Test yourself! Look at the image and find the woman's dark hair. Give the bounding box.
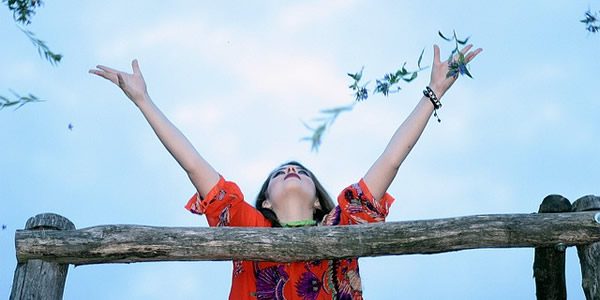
[255,161,335,227]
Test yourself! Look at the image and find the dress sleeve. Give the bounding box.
[185,176,270,227]
[322,178,395,225]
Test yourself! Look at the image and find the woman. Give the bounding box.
[90,44,482,299]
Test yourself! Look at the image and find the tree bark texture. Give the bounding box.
[573,195,600,300]
[11,213,75,300]
[533,194,571,300]
[15,212,600,265]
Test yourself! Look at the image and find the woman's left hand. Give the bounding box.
[429,44,483,99]
[89,59,149,106]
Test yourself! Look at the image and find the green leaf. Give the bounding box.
[457,36,470,45]
[463,67,473,78]
[0,91,43,110]
[458,52,465,63]
[403,72,418,82]
[438,31,452,41]
[301,121,315,131]
[347,66,364,81]
[19,26,62,66]
[417,48,425,69]
[320,105,354,115]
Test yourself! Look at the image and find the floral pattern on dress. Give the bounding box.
[233,260,244,277]
[342,182,392,224]
[321,206,341,226]
[217,204,231,227]
[187,194,204,215]
[295,265,321,300]
[322,259,362,300]
[255,264,290,300]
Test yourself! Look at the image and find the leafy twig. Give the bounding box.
[303,50,427,151]
[438,30,472,78]
[19,27,62,65]
[301,104,355,152]
[3,1,59,110]
[3,0,43,25]
[0,90,43,110]
[581,9,600,33]
[348,67,369,101]
[374,49,428,96]
[3,0,62,65]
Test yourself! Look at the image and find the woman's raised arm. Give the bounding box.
[89,59,220,198]
[363,44,482,201]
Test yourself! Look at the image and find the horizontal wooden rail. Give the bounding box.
[15,212,600,265]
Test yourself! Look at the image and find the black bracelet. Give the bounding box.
[423,86,442,123]
[423,86,441,109]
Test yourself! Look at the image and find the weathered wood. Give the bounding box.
[573,195,600,300]
[11,213,75,300]
[533,194,571,300]
[15,212,600,265]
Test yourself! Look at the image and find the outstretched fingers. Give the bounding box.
[445,44,474,63]
[95,65,121,74]
[89,69,112,80]
[464,48,483,63]
[132,59,141,75]
[89,69,118,84]
[433,44,441,65]
[457,44,483,63]
[459,44,473,55]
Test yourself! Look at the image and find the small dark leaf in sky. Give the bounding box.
[2,224,6,230]
[456,36,470,45]
[417,48,425,69]
[438,31,451,41]
[68,123,74,130]
[581,10,600,33]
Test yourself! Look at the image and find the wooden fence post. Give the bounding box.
[533,194,571,300]
[10,213,75,300]
[573,195,600,300]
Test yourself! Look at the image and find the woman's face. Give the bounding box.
[265,164,318,210]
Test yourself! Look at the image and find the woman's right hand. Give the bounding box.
[428,44,482,100]
[89,59,148,105]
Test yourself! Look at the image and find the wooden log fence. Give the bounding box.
[10,194,600,299]
[533,194,572,300]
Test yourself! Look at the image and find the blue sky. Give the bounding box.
[1,1,599,299]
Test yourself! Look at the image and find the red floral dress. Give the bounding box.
[185,176,395,300]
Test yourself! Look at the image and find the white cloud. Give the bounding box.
[94,14,349,112]
[275,0,359,31]
[171,100,225,129]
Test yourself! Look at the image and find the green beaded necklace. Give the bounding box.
[282,219,317,227]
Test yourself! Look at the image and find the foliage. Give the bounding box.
[3,0,62,65]
[438,30,472,78]
[0,91,43,110]
[302,50,428,152]
[581,9,600,33]
[301,104,355,152]
[20,27,62,65]
[2,0,61,110]
[4,0,43,25]
[303,31,477,152]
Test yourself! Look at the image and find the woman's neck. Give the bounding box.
[272,196,315,224]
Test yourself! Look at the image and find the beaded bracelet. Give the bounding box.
[423,86,442,122]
